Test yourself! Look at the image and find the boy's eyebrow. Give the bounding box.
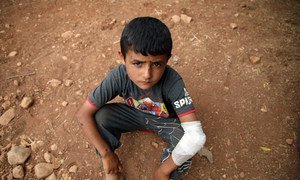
[132,59,145,62]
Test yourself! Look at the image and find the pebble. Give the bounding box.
[1,100,11,110]
[151,142,159,149]
[239,172,245,178]
[34,163,54,179]
[62,101,68,107]
[260,105,267,112]
[171,15,180,23]
[44,152,53,163]
[61,173,71,180]
[45,173,57,180]
[20,97,34,109]
[222,174,227,178]
[61,31,73,38]
[76,90,83,96]
[198,146,213,163]
[69,165,78,173]
[286,138,293,145]
[121,20,126,26]
[0,108,16,126]
[7,146,31,165]
[230,23,238,29]
[17,62,22,66]
[249,56,261,64]
[12,165,25,178]
[8,51,18,57]
[180,14,192,23]
[13,80,20,86]
[50,144,58,151]
[47,79,62,87]
[31,141,44,151]
[20,138,31,147]
[64,79,73,87]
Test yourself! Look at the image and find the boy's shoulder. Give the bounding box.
[164,65,182,80]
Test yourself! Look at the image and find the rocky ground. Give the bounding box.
[0,0,299,179]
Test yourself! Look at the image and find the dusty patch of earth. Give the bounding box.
[0,0,299,179]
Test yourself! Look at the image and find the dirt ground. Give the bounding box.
[0,0,299,179]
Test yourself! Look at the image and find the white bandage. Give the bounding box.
[172,121,206,166]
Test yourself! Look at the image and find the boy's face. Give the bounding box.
[121,50,169,90]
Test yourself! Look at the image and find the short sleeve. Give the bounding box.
[167,78,195,117]
[88,66,123,108]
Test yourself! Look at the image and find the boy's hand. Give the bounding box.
[102,151,123,174]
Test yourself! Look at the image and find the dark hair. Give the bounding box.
[120,17,172,59]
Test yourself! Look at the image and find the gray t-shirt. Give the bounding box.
[88,64,195,118]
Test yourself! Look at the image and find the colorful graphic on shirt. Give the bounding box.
[125,97,169,118]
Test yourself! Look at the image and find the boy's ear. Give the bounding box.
[118,51,125,64]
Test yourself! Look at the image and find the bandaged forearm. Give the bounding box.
[172,121,206,166]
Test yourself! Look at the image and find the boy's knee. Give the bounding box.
[94,105,112,127]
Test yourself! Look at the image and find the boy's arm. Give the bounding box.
[76,100,122,174]
[154,112,203,180]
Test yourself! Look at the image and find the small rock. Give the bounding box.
[8,51,18,57]
[62,101,68,107]
[75,34,81,38]
[230,23,238,29]
[222,174,227,178]
[20,97,34,109]
[12,165,25,178]
[47,79,62,87]
[26,164,34,171]
[16,62,22,66]
[76,90,83,96]
[52,158,62,169]
[64,79,73,87]
[0,108,15,126]
[20,139,31,147]
[13,80,20,86]
[46,173,57,180]
[62,56,68,60]
[286,138,293,145]
[151,142,159,149]
[44,152,53,163]
[61,31,73,38]
[249,56,261,64]
[121,20,126,26]
[7,146,31,165]
[260,105,267,112]
[1,100,11,110]
[5,23,11,28]
[50,144,58,151]
[61,173,70,180]
[69,165,78,173]
[198,146,213,163]
[171,15,180,23]
[31,141,44,151]
[34,163,54,179]
[180,14,192,23]
[239,172,245,178]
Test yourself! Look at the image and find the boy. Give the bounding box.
[77,17,206,180]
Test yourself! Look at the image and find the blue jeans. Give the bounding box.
[94,103,192,180]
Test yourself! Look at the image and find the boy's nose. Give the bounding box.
[143,66,152,80]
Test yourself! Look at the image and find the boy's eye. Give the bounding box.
[153,62,161,67]
[133,62,142,67]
